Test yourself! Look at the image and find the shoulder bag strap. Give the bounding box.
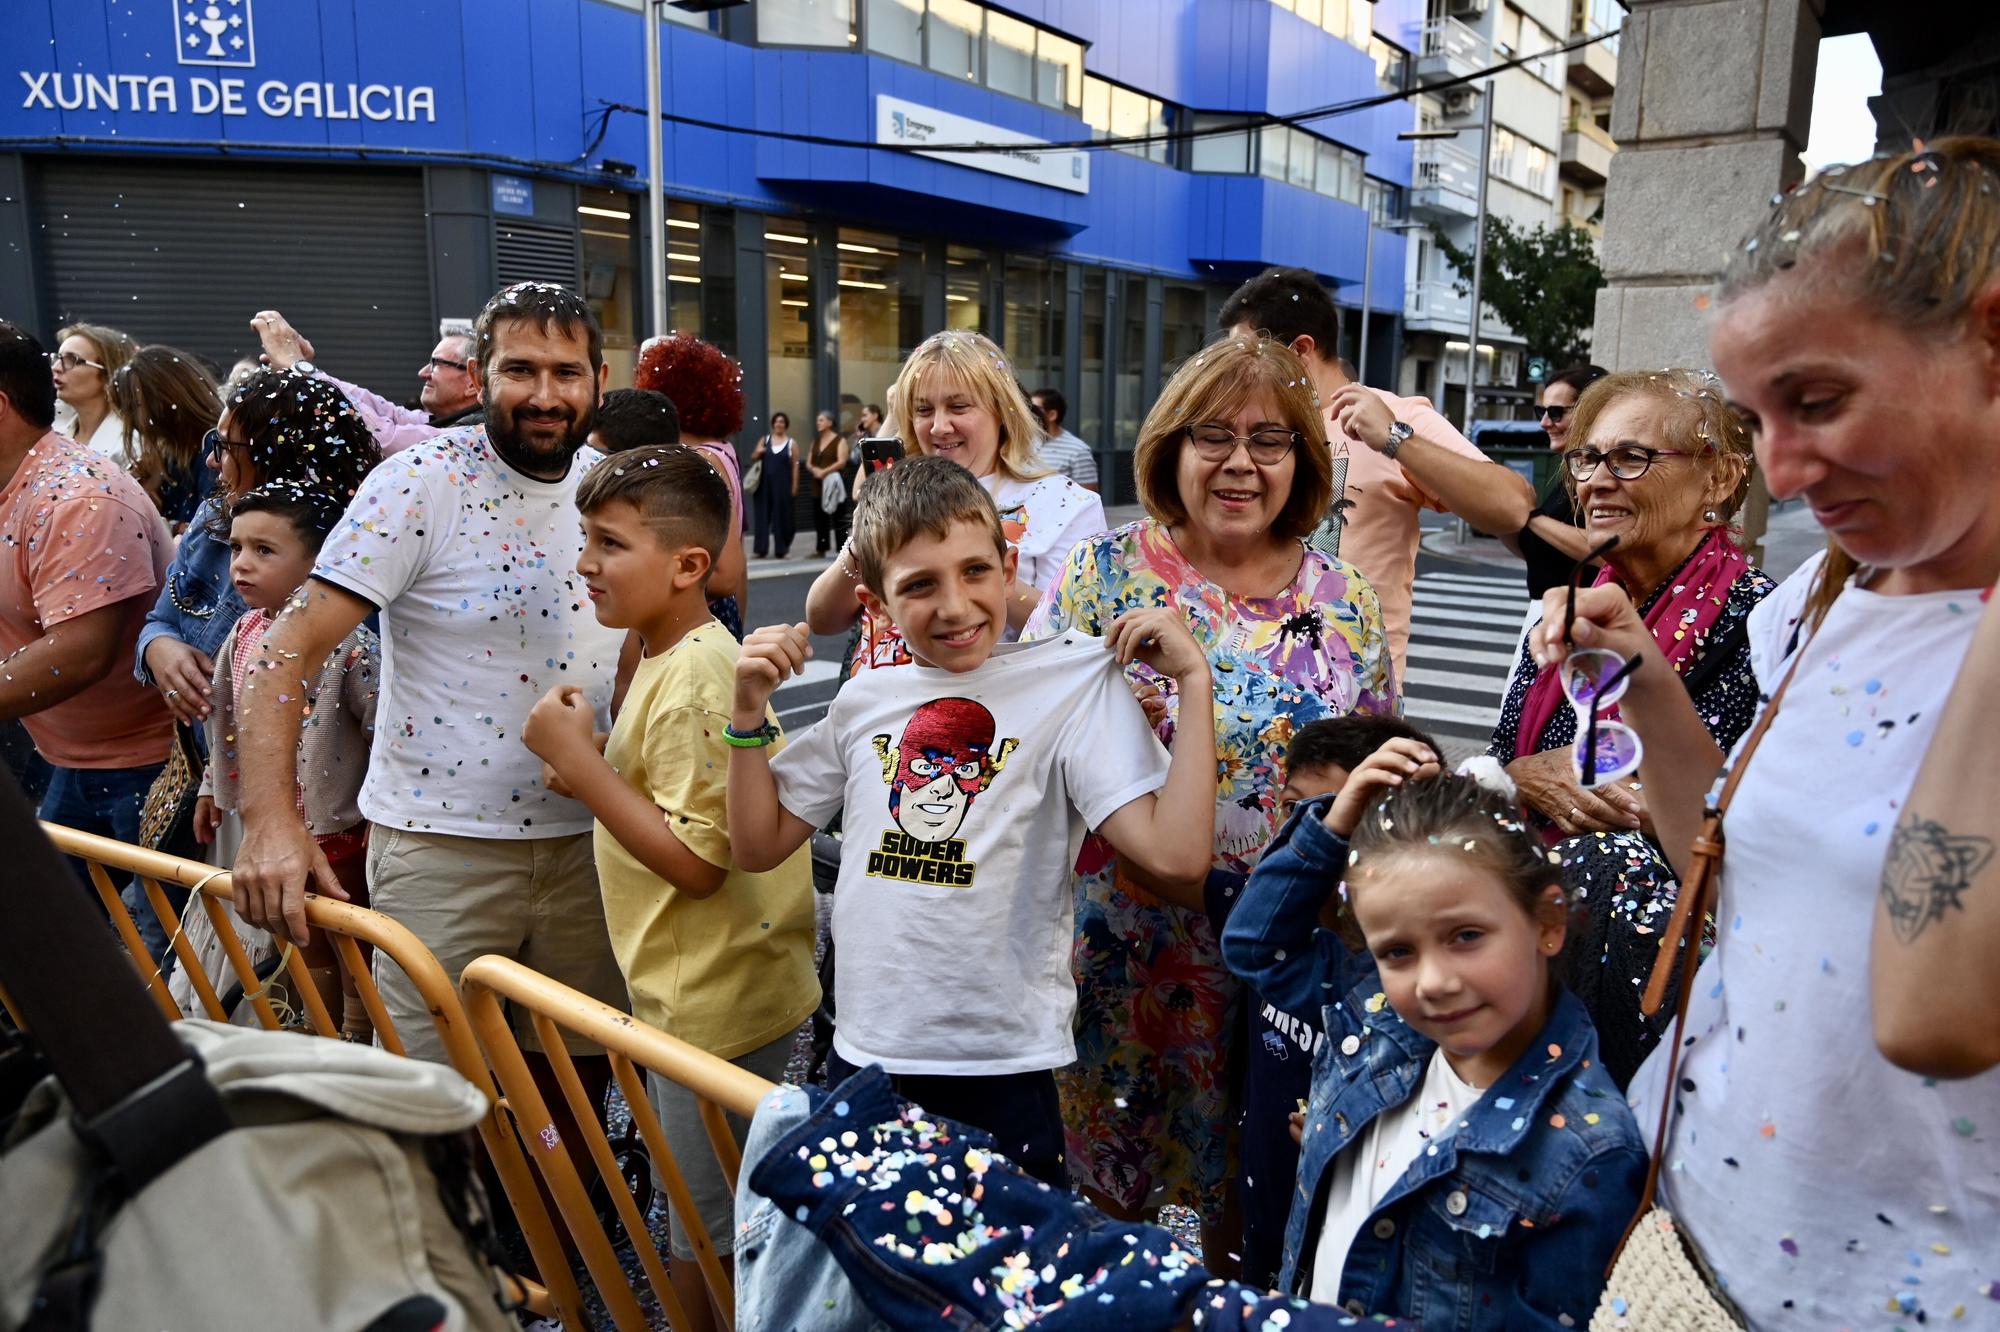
[1607,640,1808,1268]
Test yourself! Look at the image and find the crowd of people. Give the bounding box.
[1,133,1996,1332]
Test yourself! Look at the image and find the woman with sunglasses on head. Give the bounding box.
[1538,139,2000,1330]
[1504,364,1608,598]
[135,369,381,759]
[107,346,224,531]
[1486,368,1769,1086]
[50,322,139,467]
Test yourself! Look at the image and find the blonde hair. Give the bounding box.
[1561,369,1754,522]
[886,331,1048,484]
[1719,135,2000,627]
[1133,335,1333,545]
[847,455,1006,594]
[56,322,138,387]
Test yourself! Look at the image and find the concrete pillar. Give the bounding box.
[1591,0,1824,557]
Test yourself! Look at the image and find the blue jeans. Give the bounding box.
[39,761,180,967]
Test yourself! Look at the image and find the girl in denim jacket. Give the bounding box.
[1221,740,1645,1330]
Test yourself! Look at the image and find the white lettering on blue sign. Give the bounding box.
[17,71,435,123]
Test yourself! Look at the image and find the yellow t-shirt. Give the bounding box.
[595,620,820,1058]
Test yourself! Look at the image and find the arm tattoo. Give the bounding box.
[1880,811,1994,945]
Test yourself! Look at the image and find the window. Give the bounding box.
[926,0,982,80]
[764,228,815,439]
[864,0,922,63]
[836,227,923,433]
[1287,129,1317,191]
[1318,0,1373,47]
[1003,256,1065,390]
[1084,75,1172,164]
[1517,14,1561,85]
[758,0,855,46]
[1368,37,1407,93]
[1490,127,1556,198]
[1364,177,1403,224]
[984,11,1036,100]
[1189,113,1253,173]
[1292,0,1322,25]
[1034,31,1083,110]
[1259,125,1290,182]
[946,246,987,330]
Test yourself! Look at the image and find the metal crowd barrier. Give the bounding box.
[461,954,778,1332]
[31,824,581,1326]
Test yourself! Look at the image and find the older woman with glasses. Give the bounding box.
[1024,335,1394,1270]
[1485,368,1770,1086]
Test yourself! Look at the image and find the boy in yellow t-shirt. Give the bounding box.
[524,444,817,1332]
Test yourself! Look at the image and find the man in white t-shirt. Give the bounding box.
[1221,267,1535,679]
[232,285,626,1126]
[726,457,1217,1185]
[1029,387,1099,492]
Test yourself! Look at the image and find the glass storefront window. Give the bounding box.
[1079,270,1106,450]
[765,227,815,439]
[835,227,922,437]
[758,0,855,47]
[945,245,986,332]
[1034,31,1083,110]
[1113,273,1147,453]
[864,0,922,64]
[579,185,639,388]
[984,11,1036,101]
[1003,256,1064,393]
[926,0,982,81]
[1161,282,1207,382]
[665,199,702,339]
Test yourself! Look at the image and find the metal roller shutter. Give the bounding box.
[494,220,580,292]
[32,157,433,402]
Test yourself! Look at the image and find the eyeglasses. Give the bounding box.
[425,355,470,372]
[49,352,105,372]
[203,428,245,461]
[1563,534,1643,788]
[1563,445,1690,482]
[1184,425,1300,466]
[1536,404,1570,423]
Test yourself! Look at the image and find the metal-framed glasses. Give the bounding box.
[1185,424,1300,466]
[425,355,469,372]
[1563,445,1690,482]
[1563,534,1644,788]
[49,351,105,372]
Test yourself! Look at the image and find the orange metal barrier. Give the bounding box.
[462,954,778,1332]
[34,824,582,1326]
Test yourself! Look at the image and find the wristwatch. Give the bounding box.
[292,359,317,376]
[1382,421,1414,460]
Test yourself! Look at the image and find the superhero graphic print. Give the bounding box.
[865,697,1020,886]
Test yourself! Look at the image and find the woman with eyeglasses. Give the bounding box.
[50,322,139,467]
[1486,368,1769,1086]
[1504,363,1607,598]
[1022,335,1395,1272]
[107,346,223,531]
[135,368,380,759]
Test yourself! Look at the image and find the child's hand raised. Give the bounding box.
[1106,607,1209,688]
[523,684,596,763]
[734,622,812,723]
[1326,737,1441,837]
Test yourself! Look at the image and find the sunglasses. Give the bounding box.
[1564,535,1644,788]
[1536,404,1570,423]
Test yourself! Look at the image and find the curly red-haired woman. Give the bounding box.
[636,334,749,635]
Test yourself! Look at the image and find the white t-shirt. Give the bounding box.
[1628,552,1999,1330]
[1309,1046,1487,1302]
[54,402,130,470]
[772,633,1168,1075]
[986,472,1105,603]
[312,428,623,838]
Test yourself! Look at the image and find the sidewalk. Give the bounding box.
[1420,500,1825,585]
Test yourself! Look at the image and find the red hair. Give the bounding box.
[635,334,744,441]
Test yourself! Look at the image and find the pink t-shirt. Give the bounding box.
[1327,387,1485,680]
[0,433,173,768]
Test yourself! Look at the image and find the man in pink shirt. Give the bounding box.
[1220,267,1534,680]
[249,309,483,454]
[0,322,176,953]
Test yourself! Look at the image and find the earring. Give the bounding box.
[1703,508,1719,523]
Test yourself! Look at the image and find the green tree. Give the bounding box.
[1436,217,1603,369]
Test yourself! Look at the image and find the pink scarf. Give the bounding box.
[1512,528,1749,761]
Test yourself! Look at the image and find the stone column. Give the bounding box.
[1592,0,1825,555]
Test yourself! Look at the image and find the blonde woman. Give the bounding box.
[51,321,138,466]
[806,330,1105,675]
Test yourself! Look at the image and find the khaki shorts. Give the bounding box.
[365,827,625,1065]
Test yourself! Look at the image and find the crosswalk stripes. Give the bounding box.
[1402,569,1531,748]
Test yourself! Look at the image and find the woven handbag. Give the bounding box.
[1592,649,1806,1332]
[136,723,203,854]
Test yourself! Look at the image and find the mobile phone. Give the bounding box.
[859,436,903,474]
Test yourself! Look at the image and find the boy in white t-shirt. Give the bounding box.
[727,456,1218,1184]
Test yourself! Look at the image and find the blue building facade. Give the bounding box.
[2,0,1421,500]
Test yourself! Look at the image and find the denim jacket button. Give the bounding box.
[1340,1034,1361,1056]
[1371,1217,1396,1239]
[1344,1300,1366,1316]
[1445,1189,1470,1216]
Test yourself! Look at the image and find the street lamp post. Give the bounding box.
[1358,215,1427,387]
[1398,86,1494,434]
[644,0,667,339]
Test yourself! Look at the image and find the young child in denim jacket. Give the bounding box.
[1221,739,1645,1329]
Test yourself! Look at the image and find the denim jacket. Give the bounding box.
[1219,797,1647,1331]
[134,496,246,691]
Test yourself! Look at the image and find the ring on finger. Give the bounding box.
[1569,805,1583,822]
[165,688,179,699]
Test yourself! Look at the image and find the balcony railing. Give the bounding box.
[1409,138,1480,219]
[1406,278,1471,326]
[1414,17,1491,77]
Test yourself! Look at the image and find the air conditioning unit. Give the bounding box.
[1447,0,1489,17]
[1443,87,1481,118]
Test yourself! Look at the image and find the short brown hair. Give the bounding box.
[1133,335,1333,544]
[847,455,1006,595]
[574,444,731,569]
[1562,369,1754,521]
